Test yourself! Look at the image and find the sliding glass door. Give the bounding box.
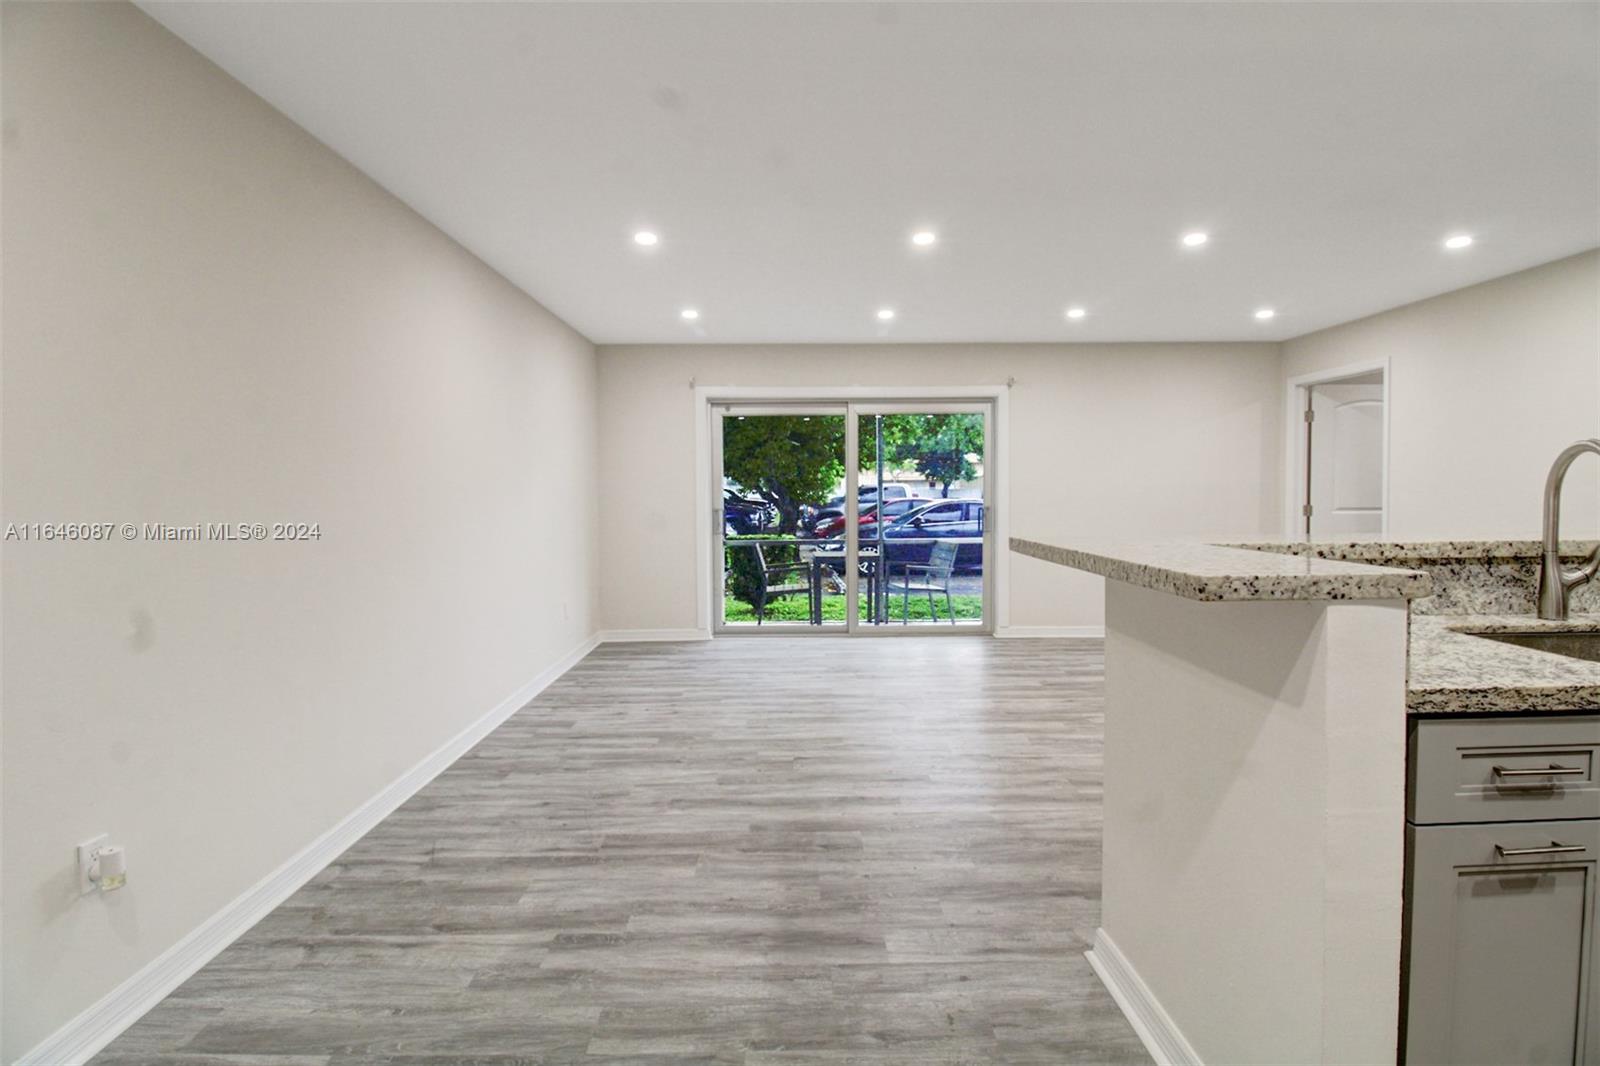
[852,406,989,630]
[714,406,849,630]
[712,400,991,634]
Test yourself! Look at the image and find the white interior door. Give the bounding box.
[1308,382,1385,537]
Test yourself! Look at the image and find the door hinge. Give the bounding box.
[1302,503,1314,518]
[1304,408,1316,423]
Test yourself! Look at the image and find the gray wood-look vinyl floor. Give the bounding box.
[94,637,1149,1066]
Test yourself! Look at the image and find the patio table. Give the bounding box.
[807,544,885,625]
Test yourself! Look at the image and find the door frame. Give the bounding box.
[1283,358,1390,540]
[709,401,853,636]
[695,384,1009,636]
[845,402,995,635]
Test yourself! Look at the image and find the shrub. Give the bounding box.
[725,538,801,609]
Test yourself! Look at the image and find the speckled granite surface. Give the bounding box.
[1232,541,1600,713]
[1010,537,1431,602]
[1013,535,1600,714]
[1239,540,1600,615]
[1409,614,1600,714]
[1240,539,1597,562]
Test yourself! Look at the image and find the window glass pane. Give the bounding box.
[719,412,847,628]
[855,412,985,627]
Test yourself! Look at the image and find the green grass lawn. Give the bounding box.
[723,593,983,624]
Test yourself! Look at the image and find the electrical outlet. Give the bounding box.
[77,834,108,895]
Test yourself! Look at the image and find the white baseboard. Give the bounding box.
[994,624,1105,639]
[1086,928,1203,1066]
[598,628,711,643]
[16,632,602,1066]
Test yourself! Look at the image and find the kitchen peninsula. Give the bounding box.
[1015,537,1600,1066]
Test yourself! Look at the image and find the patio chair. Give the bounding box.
[749,542,811,624]
[884,539,959,624]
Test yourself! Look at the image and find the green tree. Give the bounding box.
[720,412,985,534]
[880,413,984,497]
[721,415,846,533]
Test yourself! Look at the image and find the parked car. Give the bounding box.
[722,490,777,535]
[809,485,914,536]
[824,485,910,510]
[813,496,932,540]
[878,499,985,570]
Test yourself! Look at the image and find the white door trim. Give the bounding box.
[693,384,1010,635]
[1282,359,1390,541]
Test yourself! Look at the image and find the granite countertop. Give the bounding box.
[1408,614,1600,714]
[1232,539,1599,562]
[1010,537,1432,603]
[1011,535,1600,714]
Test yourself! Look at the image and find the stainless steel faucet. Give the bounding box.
[1537,438,1600,620]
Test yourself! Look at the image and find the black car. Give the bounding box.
[722,490,777,535]
[876,499,985,570]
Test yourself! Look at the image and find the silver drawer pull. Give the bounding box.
[1495,841,1587,858]
[1492,764,1586,778]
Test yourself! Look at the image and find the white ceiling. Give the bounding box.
[140,1,1599,345]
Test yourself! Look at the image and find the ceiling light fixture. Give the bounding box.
[1181,231,1209,248]
[911,230,937,247]
[1254,308,1276,321]
[680,307,700,321]
[876,308,896,322]
[1065,307,1087,320]
[1443,234,1474,250]
[632,230,659,247]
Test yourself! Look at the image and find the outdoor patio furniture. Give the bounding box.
[806,545,882,624]
[884,539,959,624]
[749,542,811,624]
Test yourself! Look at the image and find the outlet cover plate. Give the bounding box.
[77,834,108,895]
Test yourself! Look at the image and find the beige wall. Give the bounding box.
[597,343,1284,633]
[1283,250,1600,540]
[1,4,599,1058]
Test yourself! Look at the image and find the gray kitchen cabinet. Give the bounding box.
[1402,819,1599,1064]
[1403,714,1600,1066]
[1408,715,1600,825]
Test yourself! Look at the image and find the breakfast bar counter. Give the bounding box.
[1010,536,1432,602]
[1014,536,1430,1065]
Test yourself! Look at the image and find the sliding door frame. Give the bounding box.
[847,401,993,634]
[695,384,1008,637]
[710,402,851,635]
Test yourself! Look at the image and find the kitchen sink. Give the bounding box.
[1467,629,1600,662]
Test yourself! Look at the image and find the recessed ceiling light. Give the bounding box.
[1181,231,1209,248]
[911,230,937,247]
[1254,308,1276,321]
[1065,307,1087,320]
[680,307,700,321]
[876,308,896,322]
[632,230,659,247]
[1443,234,1474,250]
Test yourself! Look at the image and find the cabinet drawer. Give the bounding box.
[1402,820,1600,1065]
[1409,715,1600,825]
